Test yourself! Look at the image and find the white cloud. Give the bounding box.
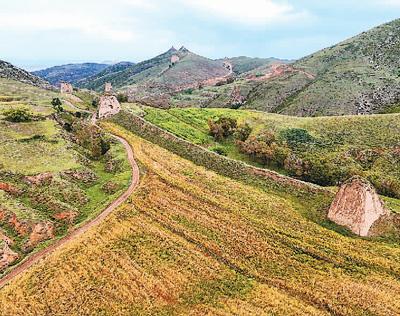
[180,0,310,26]
[0,0,141,42]
[380,0,400,6]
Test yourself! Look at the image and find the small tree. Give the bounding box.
[116,93,128,103]
[51,98,63,112]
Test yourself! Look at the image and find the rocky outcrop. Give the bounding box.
[0,182,22,196]
[0,59,53,90]
[328,176,389,236]
[26,222,54,249]
[356,84,400,114]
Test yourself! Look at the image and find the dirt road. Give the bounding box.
[0,134,140,289]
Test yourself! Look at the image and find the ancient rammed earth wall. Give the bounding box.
[108,111,330,197]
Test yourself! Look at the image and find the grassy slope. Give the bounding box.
[143,106,400,157]
[245,19,400,116]
[141,107,400,208]
[0,79,131,274]
[1,124,399,315]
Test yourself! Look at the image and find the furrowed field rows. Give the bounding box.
[1,124,399,315]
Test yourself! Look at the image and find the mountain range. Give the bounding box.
[3,18,400,116]
[244,18,400,116]
[32,63,111,86]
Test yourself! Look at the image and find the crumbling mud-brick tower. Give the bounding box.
[328,176,389,236]
[105,82,113,93]
[97,82,121,119]
[60,82,73,94]
[170,55,180,66]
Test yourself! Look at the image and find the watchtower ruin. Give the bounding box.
[60,82,73,94]
[105,82,113,93]
[171,55,180,66]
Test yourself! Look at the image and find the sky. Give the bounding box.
[0,0,399,70]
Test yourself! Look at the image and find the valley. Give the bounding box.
[0,11,399,316]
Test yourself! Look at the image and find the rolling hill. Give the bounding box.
[78,47,230,92]
[1,116,399,315]
[33,63,110,86]
[244,18,400,116]
[0,60,53,90]
[0,77,130,276]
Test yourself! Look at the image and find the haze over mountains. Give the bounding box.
[32,63,110,86]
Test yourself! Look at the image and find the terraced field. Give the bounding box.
[0,123,399,315]
[0,79,131,275]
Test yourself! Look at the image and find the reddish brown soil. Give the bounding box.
[0,183,22,196]
[24,173,53,186]
[0,134,140,288]
[246,64,316,82]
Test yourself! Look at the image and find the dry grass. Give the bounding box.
[1,123,399,315]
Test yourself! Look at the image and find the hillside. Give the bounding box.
[222,56,291,75]
[0,60,53,90]
[78,47,233,107]
[33,63,110,86]
[130,106,400,207]
[0,78,130,275]
[1,120,399,315]
[73,61,134,89]
[244,18,400,116]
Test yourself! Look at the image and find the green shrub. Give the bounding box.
[3,109,33,122]
[208,117,237,141]
[281,128,315,148]
[210,146,227,156]
[51,98,63,113]
[117,94,128,103]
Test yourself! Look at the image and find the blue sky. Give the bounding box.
[1,0,399,70]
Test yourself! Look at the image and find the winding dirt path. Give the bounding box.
[0,133,140,289]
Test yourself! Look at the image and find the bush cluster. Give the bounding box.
[3,109,33,122]
[208,117,237,141]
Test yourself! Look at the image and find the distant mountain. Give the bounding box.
[33,63,111,86]
[0,59,53,90]
[78,47,230,92]
[76,61,135,90]
[244,19,400,116]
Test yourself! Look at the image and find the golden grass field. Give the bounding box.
[1,123,399,315]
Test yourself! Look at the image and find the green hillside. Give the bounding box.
[136,105,400,203]
[0,60,53,90]
[0,78,130,274]
[244,19,400,116]
[77,47,229,92]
